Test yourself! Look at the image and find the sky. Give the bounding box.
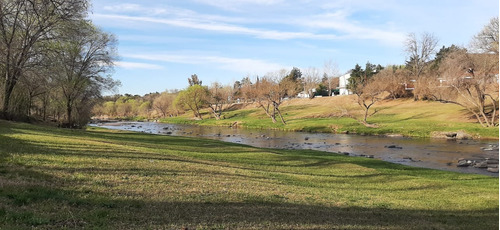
[89,0,499,96]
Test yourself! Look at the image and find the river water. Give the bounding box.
[91,121,499,176]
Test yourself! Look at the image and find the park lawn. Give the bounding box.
[161,97,499,139]
[0,120,498,229]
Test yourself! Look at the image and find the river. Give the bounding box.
[91,121,499,176]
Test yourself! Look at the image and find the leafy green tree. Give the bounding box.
[431,45,464,71]
[281,67,302,97]
[347,62,383,93]
[188,74,202,86]
[175,85,208,120]
[50,20,118,126]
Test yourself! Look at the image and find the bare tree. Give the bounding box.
[404,32,439,99]
[0,0,87,117]
[439,49,499,127]
[207,82,232,120]
[470,17,499,54]
[254,71,291,124]
[303,67,321,99]
[376,66,411,99]
[254,77,277,123]
[153,92,176,118]
[323,59,340,96]
[358,80,385,126]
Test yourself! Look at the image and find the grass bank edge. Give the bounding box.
[0,120,498,229]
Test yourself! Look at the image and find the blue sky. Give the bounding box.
[89,0,499,95]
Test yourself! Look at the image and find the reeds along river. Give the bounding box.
[91,121,499,176]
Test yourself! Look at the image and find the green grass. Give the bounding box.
[0,120,498,229]
[161,97,499,139]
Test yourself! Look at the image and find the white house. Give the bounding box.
[337,72,352,95]
[297,91,310,98]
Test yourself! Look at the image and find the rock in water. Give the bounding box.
[457,160,471,167]
[487,167,499,173]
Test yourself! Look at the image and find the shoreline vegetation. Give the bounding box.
[98,97,499,140]
[0,119,498,229]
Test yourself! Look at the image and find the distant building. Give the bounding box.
[337,72,352,95]
[297,91,310,98]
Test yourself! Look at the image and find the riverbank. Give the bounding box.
[159,97,499,139]
[0,120,498,229]
[93,121,499,176]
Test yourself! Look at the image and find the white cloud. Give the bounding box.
[94,14,338,40]
[123,53,287,75]
[94,4,403,44]
[193,0,284,11]
[115,61,164,70]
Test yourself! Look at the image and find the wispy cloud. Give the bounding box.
[115,61,164,70]
[94,1,405,44]
[298,12,406,44]
[94,13,338,40]
[123,53,287,75]
[193,0,284,11]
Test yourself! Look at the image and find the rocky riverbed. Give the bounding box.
[91,121,499,176]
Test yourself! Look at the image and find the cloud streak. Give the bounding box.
[115,61,164,70]
[123,53,287,75]
[94,1,406,44]
[94,14,339,40]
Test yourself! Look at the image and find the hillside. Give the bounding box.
[162,96,499,139]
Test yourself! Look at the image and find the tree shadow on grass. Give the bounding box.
[0,122,498,229]
[1,181,498,229]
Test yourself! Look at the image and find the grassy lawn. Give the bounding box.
[161,97,499,139]
[0,120,498,229]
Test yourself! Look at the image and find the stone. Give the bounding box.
[431,131,471,140]
[457,160,471,167]
[487,168,499,173]
[486,159,499,164]
[456,131,471,140]
[473,161,488,168]
[385,145,403,149]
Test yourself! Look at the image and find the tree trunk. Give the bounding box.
[209,105,221,120]
[2,76,15,117]
[275,106,286,125]
[66,99,72,126]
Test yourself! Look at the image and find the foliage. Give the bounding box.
[188,74,203,86]
[347,62,383,93]
[49,20,118,126]
[175,85,208,120]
